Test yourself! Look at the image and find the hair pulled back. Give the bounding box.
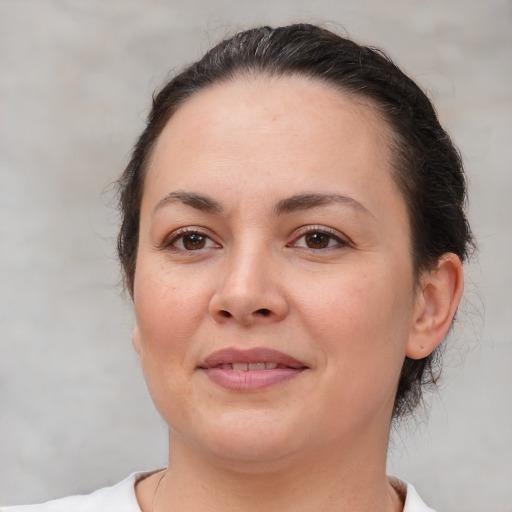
[117,23,473,419]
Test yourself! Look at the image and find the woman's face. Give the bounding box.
[133,76,421,466]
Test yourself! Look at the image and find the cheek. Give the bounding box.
[133,262,212,359]
[297,263,414,379]
[133,263,213,425]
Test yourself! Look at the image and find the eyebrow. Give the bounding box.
[274,193,372,216]
[153,191,371,217]
[153,191,223,215]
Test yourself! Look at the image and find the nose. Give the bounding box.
[208,247,289,326]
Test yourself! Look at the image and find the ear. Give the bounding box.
[132,325,142,356]
[406,253,464,360]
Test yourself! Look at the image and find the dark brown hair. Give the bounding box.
[117,24,473,419]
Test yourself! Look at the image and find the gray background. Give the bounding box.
[1,1,511,510]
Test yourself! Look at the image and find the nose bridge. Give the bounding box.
[209,236,288,324]
[226,240,267,293]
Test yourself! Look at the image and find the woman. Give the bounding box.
[3,24,472,512]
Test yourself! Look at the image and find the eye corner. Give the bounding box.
[288,225,351,251]
[159,226,222,253]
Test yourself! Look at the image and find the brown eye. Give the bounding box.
[181,233,206,250]
[304,232,331,249]
[164,228,220,253]
[290,228,347,251]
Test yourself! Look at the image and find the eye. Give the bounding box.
[290,228,347,250]
[164,229,220,251]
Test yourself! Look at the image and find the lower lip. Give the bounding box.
[201,368,306,391]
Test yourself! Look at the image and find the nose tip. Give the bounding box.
[215,307,274,324]
[208,247,289,326]
[209,279,288,326]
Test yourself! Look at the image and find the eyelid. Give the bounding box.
[288,225,351,249]
[158,226,221,251]
[157,224,350,252]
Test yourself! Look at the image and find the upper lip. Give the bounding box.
[199,347,308,369]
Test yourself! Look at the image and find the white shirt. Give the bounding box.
[1,472,436,511]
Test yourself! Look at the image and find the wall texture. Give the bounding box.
[1,1,511,510]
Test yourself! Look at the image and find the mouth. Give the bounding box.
[198,347,308,391]
[212,362,286,371]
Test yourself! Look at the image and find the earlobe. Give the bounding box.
[406,253,464,360]
[132,326,142,356]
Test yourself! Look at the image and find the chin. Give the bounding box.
[178,408,305,466]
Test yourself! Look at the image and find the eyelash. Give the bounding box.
[160,226,349,253]
[288,226,349,251]
[160,227,220,252]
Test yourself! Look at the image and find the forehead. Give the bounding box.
[157,75,390,151]
[144,75,398,210]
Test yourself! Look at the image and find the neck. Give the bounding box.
[146,429,402,512]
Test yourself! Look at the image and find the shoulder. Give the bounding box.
[0,471,152,512]
[389,476,436,512]
[3,472,436,512]
[398,479,437,512]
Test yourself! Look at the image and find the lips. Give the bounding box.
[198,348,308,391]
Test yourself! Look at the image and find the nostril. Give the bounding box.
[220,310,232,318]
[256,308,271,316]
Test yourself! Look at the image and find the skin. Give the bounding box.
[131,76,464,512]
